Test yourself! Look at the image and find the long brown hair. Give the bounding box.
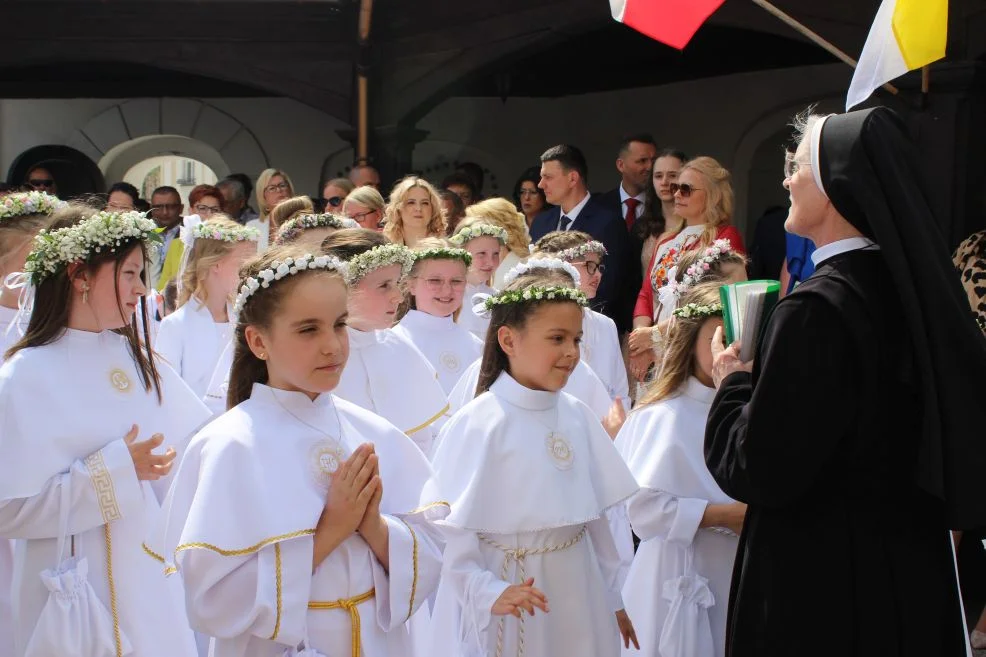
[6,203,162,400]
[639,282,721,406]
[320,227,389,260]
[226,244,347,408]
[475,268,578,396]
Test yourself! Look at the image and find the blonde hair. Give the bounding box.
[664,156,734,249]
[639,282,721,406]
[465,197,530,257]
[178,215,246,308]
[0,210,55,274]
[383,176,446,244]
[323,178,355,196]
[255,169,296,218]
[343,185,386,214]
[269,195,314,230]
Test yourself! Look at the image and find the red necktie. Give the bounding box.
[624,198,640,230]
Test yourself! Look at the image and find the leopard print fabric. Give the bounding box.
[953,229,986,336]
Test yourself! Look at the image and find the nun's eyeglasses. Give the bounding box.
[784,151,807,179]
[669,183,702,198]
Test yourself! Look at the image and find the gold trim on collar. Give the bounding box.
[405,403,450,436]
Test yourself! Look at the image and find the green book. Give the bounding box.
[719,280,781,361]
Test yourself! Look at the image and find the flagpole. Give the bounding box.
[750,0,899,96]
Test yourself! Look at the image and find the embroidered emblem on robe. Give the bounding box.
[545,432,574,470]
[109,368,132,393]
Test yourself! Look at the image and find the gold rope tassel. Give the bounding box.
[479,525,587,657]
[103,524,124,657]
[308,589,376,657]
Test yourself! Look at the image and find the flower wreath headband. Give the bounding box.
[672,302,722,319]
[180,214,259,249]
[502,257,581,287]
[24,210,162,286]
[0,191,66,222]
[449,223,508,247]
[345,243,415,285]
[233,253,349,315]
[276,213,358,244]
[659,238,736,311]
[412,246,473,267]
[553,240,607,262]
[472,285,588,319]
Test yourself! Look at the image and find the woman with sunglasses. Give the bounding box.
[343,185,387,231]
[629,157,745,381]
[248,168,295,251]
[321,177,355,212]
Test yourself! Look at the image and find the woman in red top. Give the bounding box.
[628,156,745,380]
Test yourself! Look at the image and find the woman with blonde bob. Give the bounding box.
[248,168,296,250]
[465,197,531,288]
[157,215,259,398]
[383,176,446,247]
[343,185,387,231]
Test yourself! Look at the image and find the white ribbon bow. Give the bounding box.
[3,271,35,337]
[179,214,203,249]
[471,291,494,319]
[657,265,680,312]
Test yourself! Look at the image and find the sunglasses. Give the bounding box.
[29,178,55,189]
[669,183,702,198]
[325,196,344,208]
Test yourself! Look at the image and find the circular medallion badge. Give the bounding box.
[109,368,132,393]
[309,442,346,489]
[545,432,574,470]
[439,351,460,372]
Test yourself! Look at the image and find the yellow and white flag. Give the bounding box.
[846,0,947,110]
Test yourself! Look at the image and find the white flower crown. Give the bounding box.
[502,257,581,287]
[449,223,508,247]
[483,286,588,311]
[192,221,260,243]
[233,253,349,314]
[345,243,415,285]
[554,240,607,262]
[0,191,66,221]
[680,239,735,289]
[412,246,473,267]
[672,302,723,319]
[24,210,161,285]
[276,213,358,244]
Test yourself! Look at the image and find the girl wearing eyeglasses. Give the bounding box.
[392,239,483,394]
[628,157,745,383]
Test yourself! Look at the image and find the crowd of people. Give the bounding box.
[0,105,984,657]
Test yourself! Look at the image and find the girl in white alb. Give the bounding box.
[156,215,259,397]
[392,239,483,394]
[449,220,507,340]
[427,270,640,657]
[615,284,745,657]
[0,191,64,657]
[530,231,630,411]
[323,230,450,456]
[155,245,446,657]
[0,207,210,657]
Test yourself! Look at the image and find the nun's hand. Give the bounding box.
[711,326,752,388]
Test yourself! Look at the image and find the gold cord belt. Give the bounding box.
[478,525,587,657]
[308,589,376,657]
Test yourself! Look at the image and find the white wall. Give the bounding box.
[0,97,350,199]
[414,63,850,235]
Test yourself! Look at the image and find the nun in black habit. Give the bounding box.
[704,106,986,657]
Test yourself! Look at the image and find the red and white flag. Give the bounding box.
[610,0,726,49]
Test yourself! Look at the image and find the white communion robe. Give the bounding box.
[155,383,448,657]
[457,282,496,341]
[582,308,630,412]
[334,326,450,456]
[203,340,234,416]
[0,304,25,657]
[392,310,484,395]
[615,377,739,657]
[156,296,235,398]
[447,356,612,421]
[0,328,211,657]
[426,373,639,657]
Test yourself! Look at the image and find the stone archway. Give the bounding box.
[65,99,270,186]
[6,145,106,198]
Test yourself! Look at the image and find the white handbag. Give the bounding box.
[23,474,133,657]
[658,548,715,657]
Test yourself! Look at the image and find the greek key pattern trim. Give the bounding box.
[85,451,121,523]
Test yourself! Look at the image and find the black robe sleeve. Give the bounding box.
[704,290,861,507]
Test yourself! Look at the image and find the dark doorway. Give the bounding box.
[7,145,106,199]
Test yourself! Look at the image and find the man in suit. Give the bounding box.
[596,134,657,333]
[531,144,631,331]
